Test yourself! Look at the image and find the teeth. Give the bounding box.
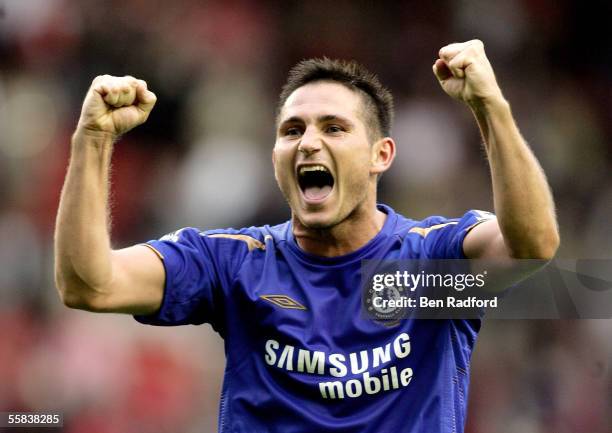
[299,165,328,175]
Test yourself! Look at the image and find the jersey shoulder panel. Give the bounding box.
[133,223,286,330]
[393,210,495,259]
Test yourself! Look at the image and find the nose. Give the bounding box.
[297,127,322,156]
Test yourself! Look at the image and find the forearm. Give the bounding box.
[472,97,559,259]
[54,129,116,306]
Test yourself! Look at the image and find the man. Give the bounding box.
[54,40,559,432]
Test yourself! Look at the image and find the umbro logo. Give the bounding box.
[260,295,307,310]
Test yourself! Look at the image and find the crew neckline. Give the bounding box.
[286,204,398,265]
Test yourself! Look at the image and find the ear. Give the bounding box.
[370,137,396,175]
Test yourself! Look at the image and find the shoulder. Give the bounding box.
[391,209,494,239]
[203,221,291,249]
[157,221,292,255]
[404,215,461,238]
[385,206,494,259]
[384,205,458,239]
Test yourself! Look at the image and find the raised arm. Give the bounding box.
[433,40,559,260]
[54,75,164,314]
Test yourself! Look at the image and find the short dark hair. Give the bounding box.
[278,58,394,140]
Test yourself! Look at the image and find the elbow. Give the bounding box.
[58,287,87,310]
[535,228,561,261]
[510,229,560,261]
[55,272,107,312]
[528,242,559,262]
[55,277,88,310]
[55,272,72,307]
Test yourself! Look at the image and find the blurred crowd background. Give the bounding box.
[0,0,610,432]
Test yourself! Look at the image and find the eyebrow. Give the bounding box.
[277,114,355,130]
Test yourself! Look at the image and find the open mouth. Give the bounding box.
[297,164,335,202]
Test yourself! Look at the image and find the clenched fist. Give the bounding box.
[433,40,504,108]
[77,75,157,137]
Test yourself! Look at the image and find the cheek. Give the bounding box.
[341,148,372,178]
[272,149,294,184]
[337,153,372,197]
[272,146,286,168]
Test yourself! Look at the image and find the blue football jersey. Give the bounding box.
[135,204,493,433]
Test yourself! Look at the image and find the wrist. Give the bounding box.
[468,93,510,117]
[72,127,117,149]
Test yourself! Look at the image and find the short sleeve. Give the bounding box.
[414,210,495,259]
[133,227,257,331]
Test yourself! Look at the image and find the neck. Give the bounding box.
[292,204,387,257]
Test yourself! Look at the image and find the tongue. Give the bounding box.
[304,185,332,201]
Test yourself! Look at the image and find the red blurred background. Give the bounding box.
[0,1,610,432]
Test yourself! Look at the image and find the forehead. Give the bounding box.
[279,81,364,122]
